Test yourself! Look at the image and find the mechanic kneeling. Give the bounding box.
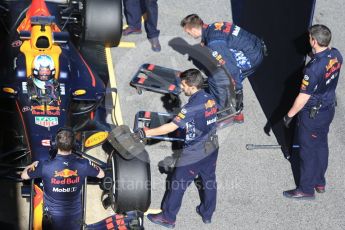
[134,69,219,228]
[21,127,105,230]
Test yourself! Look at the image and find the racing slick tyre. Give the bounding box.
[83,0,122,46]
[111,150,151,213]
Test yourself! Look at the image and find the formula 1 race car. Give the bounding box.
[0,0,150,229]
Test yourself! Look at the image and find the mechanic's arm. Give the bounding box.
[87,160,105,179]
[287,93,311,117]
[21,161,39,180]
[145,122,179,137]
[284,70,316,128]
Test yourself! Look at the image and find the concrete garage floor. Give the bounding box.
[111,0,345,230]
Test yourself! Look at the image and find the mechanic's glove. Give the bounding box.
[132,128,146,142]
[235,89,244,112]
[100,174,113,191]
[283,114,293,128]
[261,40,268,56]
[158,156,177,174]
[281,145,291,160]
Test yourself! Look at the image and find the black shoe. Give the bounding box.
[122,27,142,36]
[283,189,315,200]
[315,185,325,193]
[147,213,175,229]
[148,37,161,52]
[196,206,211,224]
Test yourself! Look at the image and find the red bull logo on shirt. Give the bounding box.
[204,99,216,110]
[214,22,224,30]
[326,58,339,71]
[325,58,341,79]
[54,169,78,178]
[52,169,80,185]
[205,107,217,117]
[51,177,80,185]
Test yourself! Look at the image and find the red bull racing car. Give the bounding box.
[0,0,150,229]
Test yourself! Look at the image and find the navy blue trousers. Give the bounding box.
[162,151,218,222]
[207,68,231,114]
[207,40,263,91]
[43,212,82,230]
[207,65,262,115]
[297,107,335,194]
[123,0,160,39]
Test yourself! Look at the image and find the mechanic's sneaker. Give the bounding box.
[233,113,244,123]
[196,206,212,224]
[315,185,326,193]
[283,189,315,200]
[149,37,161,52]
[122,27,142,36]
[147,213,175,229]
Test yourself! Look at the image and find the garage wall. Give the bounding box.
[231,0,316,156]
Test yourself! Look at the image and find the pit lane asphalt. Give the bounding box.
[110,1,345,229]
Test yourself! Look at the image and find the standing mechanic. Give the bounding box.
[135,69,219,228]
[21,128,105,230]
[122,0,161,52]
[181,14,265,124]
[283,24,342,199]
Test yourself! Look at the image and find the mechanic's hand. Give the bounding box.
[132,128,146,142]
[283,114,293,128]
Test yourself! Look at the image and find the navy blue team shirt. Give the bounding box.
[300,48,343,109]
[172,89,217,165]
[27,154,100,216]
[202,22,263,90]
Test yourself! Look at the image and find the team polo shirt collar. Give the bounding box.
[55,154,74,160]
[201,24,209,44]
[314,48,330,58]
[188,89,204,103]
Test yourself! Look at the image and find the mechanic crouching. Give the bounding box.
[181,14,266,126]
[134,69,219,228]
[21,127,105,230]
[283,25,343,199]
